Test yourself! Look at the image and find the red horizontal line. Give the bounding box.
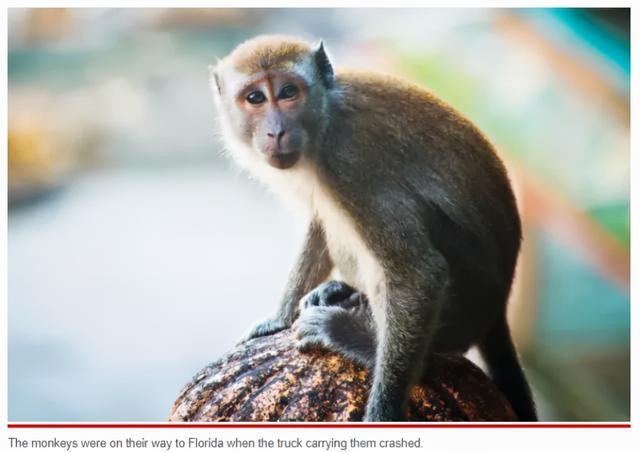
[7,423,632,429]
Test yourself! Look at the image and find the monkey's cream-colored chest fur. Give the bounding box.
[250,159,385,301]
[311,182,384,299]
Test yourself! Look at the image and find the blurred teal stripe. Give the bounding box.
[552,8,629,73]
[516,8,629,93]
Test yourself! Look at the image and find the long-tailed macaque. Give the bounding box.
[210,35,536,422]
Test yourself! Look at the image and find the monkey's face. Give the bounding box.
[231,72,311,170]
[211,36,335,171]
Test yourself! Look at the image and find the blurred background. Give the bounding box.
[7,8,629,421]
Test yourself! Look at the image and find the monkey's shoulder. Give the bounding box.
[333,70,489,147]
[330,71,496,166]
[335,70,458,116]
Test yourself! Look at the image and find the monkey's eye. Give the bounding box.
[246,90,266,105]
[278,84,299,100]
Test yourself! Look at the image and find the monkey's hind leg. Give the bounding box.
[363,250,450,422]
[478,314,537,421]
[293,281,377,368]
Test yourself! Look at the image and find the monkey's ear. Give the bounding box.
[209,64,222,95]
[313,40,334,88]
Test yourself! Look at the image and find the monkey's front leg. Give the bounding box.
[293,281,377,368]
[243,220,332,341]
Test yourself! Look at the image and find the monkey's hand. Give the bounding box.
[293,281,377,368]
[242,317,289,343]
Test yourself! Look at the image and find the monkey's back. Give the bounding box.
[331,70,516,219]
[322,70,522,351]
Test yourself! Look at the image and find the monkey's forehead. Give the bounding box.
[225,35,312,74]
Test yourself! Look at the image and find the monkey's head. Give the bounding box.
[211,35,335,170]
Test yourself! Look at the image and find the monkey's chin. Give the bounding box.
[266,151,301,170]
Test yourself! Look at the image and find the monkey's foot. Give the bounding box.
[299,280,364,310]
[293,281,376,368]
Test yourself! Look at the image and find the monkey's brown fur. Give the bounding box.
[230,35,311,73]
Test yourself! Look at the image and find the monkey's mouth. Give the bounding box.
[266,151,301,170]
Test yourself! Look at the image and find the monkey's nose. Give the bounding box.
[267,130,286,144]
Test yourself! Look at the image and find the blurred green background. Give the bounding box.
[7,8,629,421]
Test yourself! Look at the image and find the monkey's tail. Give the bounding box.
[478,315,537,421]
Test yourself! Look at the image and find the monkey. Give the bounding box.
[210,35,537,422]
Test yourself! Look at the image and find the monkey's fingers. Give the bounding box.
[293,308,339,354]
[296,335,333,353]
[240,317,289,344]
